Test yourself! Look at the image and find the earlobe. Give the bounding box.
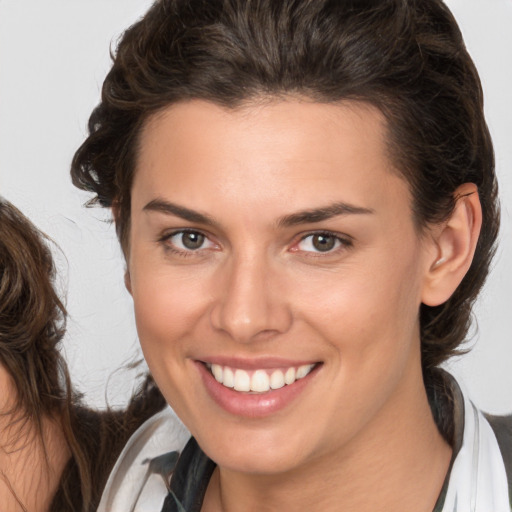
[422,183,482,307]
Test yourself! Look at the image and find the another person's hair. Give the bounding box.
[0,198,69,444]
[0,199,166,511]
[71,0,499,371]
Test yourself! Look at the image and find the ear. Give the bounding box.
[112,202,132,295]
[111,200,121,223]
[124,269,132,295]
[421,183,482,307]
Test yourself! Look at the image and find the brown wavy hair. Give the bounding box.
[0,198,69,443]
[0,199,166,511]
[71,0,499,371]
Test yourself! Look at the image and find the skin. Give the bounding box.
[126,99,458,511]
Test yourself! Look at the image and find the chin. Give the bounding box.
[195,424,319,475]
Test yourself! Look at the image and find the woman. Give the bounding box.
[71,0,510,510]
[0,198,166,511]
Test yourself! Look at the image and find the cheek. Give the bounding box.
[129,270,209,416]
[293,250,424,360]
[130,264,209,357]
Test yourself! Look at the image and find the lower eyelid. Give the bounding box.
[159,229,219,253]
[295,233,350,252]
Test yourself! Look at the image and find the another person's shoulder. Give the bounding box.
[97,407,190,512]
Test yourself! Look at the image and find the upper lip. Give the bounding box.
[196,356,320,370]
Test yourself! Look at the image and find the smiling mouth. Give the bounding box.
[204,362,317,393]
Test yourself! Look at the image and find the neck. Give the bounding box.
[0,366,70,512]
[203,365,452,512]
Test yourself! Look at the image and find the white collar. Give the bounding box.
[442,390,510,511]
[98,382,512,511]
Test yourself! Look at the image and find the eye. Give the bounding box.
[295,233,348,253]
[163,230,216,252]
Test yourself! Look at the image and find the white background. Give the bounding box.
[0,0,511,412]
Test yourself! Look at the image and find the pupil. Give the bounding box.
[182,232,204,249]
[313,234,335,252]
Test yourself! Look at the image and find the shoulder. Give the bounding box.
[485,413,512,459]
[485,413,512,439]
[485,412,512,488]
[97,407,190,512]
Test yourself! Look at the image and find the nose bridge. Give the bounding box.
[210,247,290,342]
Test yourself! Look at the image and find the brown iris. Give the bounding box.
[312,234,336,252]
[181,232,205,249]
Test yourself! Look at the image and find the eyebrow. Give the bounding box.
[143,199,218,226]
[143,198,374,227]
[277,202,374,227]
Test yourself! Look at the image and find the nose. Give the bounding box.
[209,253,292,343]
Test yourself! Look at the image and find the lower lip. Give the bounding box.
[196,362,319,418]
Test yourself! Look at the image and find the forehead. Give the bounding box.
[133,98,411,222]
[139,98,389,164]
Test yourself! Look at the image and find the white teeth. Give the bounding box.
[296,364,314,379]
[234,369,251,392]
[251,370,270,392]
[211,363,223,383]
[223,367,235,388]
[284,367,296,385]
[208,363,315,393]
[270,370,285,390]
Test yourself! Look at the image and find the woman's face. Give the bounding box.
[127,99,437,474]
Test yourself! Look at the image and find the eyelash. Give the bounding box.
[292,231,353,256]
[157,229,353,258]
[158,229,217,258]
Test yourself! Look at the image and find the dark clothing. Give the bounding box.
[157,370,512,512]
[50,378,167,512]
[96,370,512,511]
